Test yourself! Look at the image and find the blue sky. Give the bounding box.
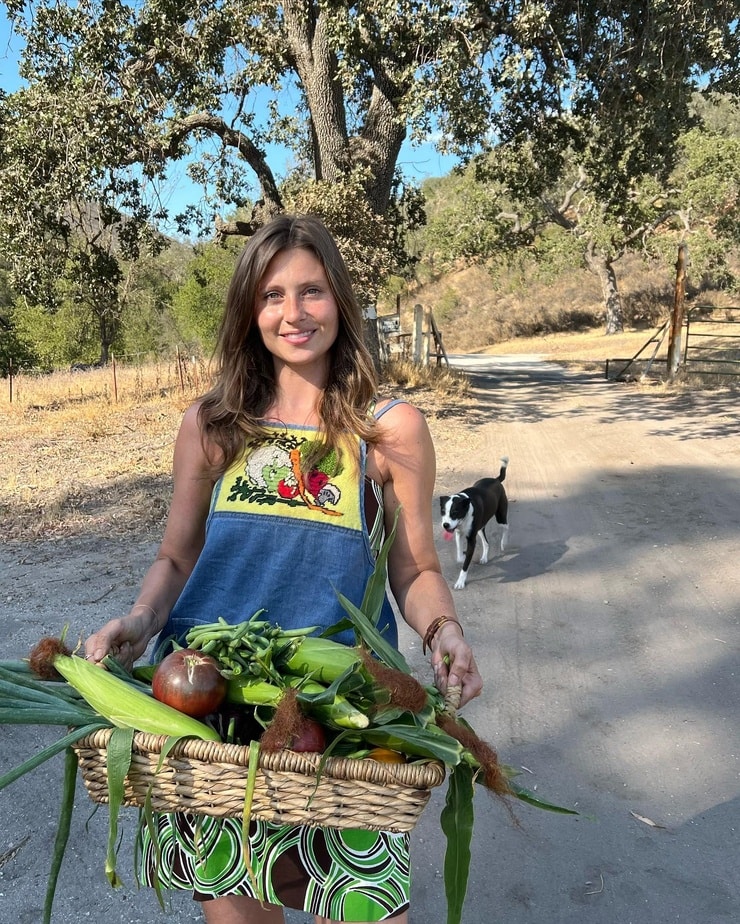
[1,12,457,230]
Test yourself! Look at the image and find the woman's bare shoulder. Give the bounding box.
[175,400,223,471]
[372,399,432,462]
[374,397,427,428]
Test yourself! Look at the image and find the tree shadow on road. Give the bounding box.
[437,362,739,439]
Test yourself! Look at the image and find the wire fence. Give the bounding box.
[4,347,212,407]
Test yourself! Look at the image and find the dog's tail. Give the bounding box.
[497,456,509,482]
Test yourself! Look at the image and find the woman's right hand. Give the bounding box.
[84,607,159,670]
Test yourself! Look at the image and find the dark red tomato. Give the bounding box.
[152,649,227,718]
[290,717,327,753]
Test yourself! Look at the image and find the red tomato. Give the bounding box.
[152,649,227,718]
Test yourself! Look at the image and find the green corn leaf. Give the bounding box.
[290,662,368,705]
[101,655,155,693]
[368,697,436,727]
[132,663,156,683]
[359,507,400,627]
[360,723,464,765]
[335,591,411,675]
[367,705,410,725]
[326,507,403,656]
[42,747,78,924]
[0,722,109,790]
[241,740,262,900]
[105,726,135,888]
[318,617,354,638]
[506,779,579,814]
[441,762,475,924]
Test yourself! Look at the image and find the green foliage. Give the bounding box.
[526,228,585,282]
[0,268,38,373]
[12,299,98,370]
[416,167,511,270]
[0,315,38,376]
[638,125,740,290]
[284,174,407,307]
[117,258,179,360]
[170,240,241,353]
[415,102,740,334]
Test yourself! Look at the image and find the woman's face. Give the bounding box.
[254,247,340,371]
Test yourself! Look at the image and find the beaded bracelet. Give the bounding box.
[422,615,463,655]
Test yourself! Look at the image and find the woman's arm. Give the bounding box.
[370,401,483,707]
[85,402,219,667]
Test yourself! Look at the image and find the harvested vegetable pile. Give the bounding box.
[0,531,576,924]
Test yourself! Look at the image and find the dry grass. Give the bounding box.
[478,327,663,364]
[381,358,471,396]
[2,364,199,541]
[395,256,676,354]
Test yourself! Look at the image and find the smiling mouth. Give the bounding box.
[281,329,316,342]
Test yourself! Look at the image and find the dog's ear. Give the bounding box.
[439,495,449,512]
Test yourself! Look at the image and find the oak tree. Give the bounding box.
[1,0,738,352]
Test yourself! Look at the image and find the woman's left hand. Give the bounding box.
[430,623,483,708]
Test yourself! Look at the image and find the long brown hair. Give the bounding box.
[199,214,379,474]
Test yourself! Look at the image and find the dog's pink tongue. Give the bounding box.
[443,529,454,541]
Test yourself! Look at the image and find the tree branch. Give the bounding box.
[161,112,283,213]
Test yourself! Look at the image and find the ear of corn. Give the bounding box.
[53,654,220,741]
[225,675,369,730]
[287,677,369,730]
[282,636,364,683]
[225,678,285,707]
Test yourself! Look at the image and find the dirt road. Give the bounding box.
[2,356,739,923]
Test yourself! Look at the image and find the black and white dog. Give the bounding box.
[439,458,509,590]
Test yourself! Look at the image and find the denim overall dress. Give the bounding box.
[143,405,411,921]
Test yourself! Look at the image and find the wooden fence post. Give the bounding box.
[176,345,185,392]
[412,304,424,364]
[422,306,431,366]
[667,243,688,380]
[111,353,118,404]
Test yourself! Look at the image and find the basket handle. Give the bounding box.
[442,683,461,718]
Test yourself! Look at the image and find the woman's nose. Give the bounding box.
[282,293,305,322]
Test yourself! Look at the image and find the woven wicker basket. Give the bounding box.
[73,729,446,833]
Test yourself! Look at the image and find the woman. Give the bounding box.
[85,214,482,924]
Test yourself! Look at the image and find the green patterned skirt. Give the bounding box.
[140,812,410,921]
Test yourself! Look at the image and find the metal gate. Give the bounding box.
[683,305,740,376]
[605,306,740,381]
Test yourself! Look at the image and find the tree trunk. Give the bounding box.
[585,244,624,334]
[98,319,111,365]
[283,0,405,216]
[363,316,382,375]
